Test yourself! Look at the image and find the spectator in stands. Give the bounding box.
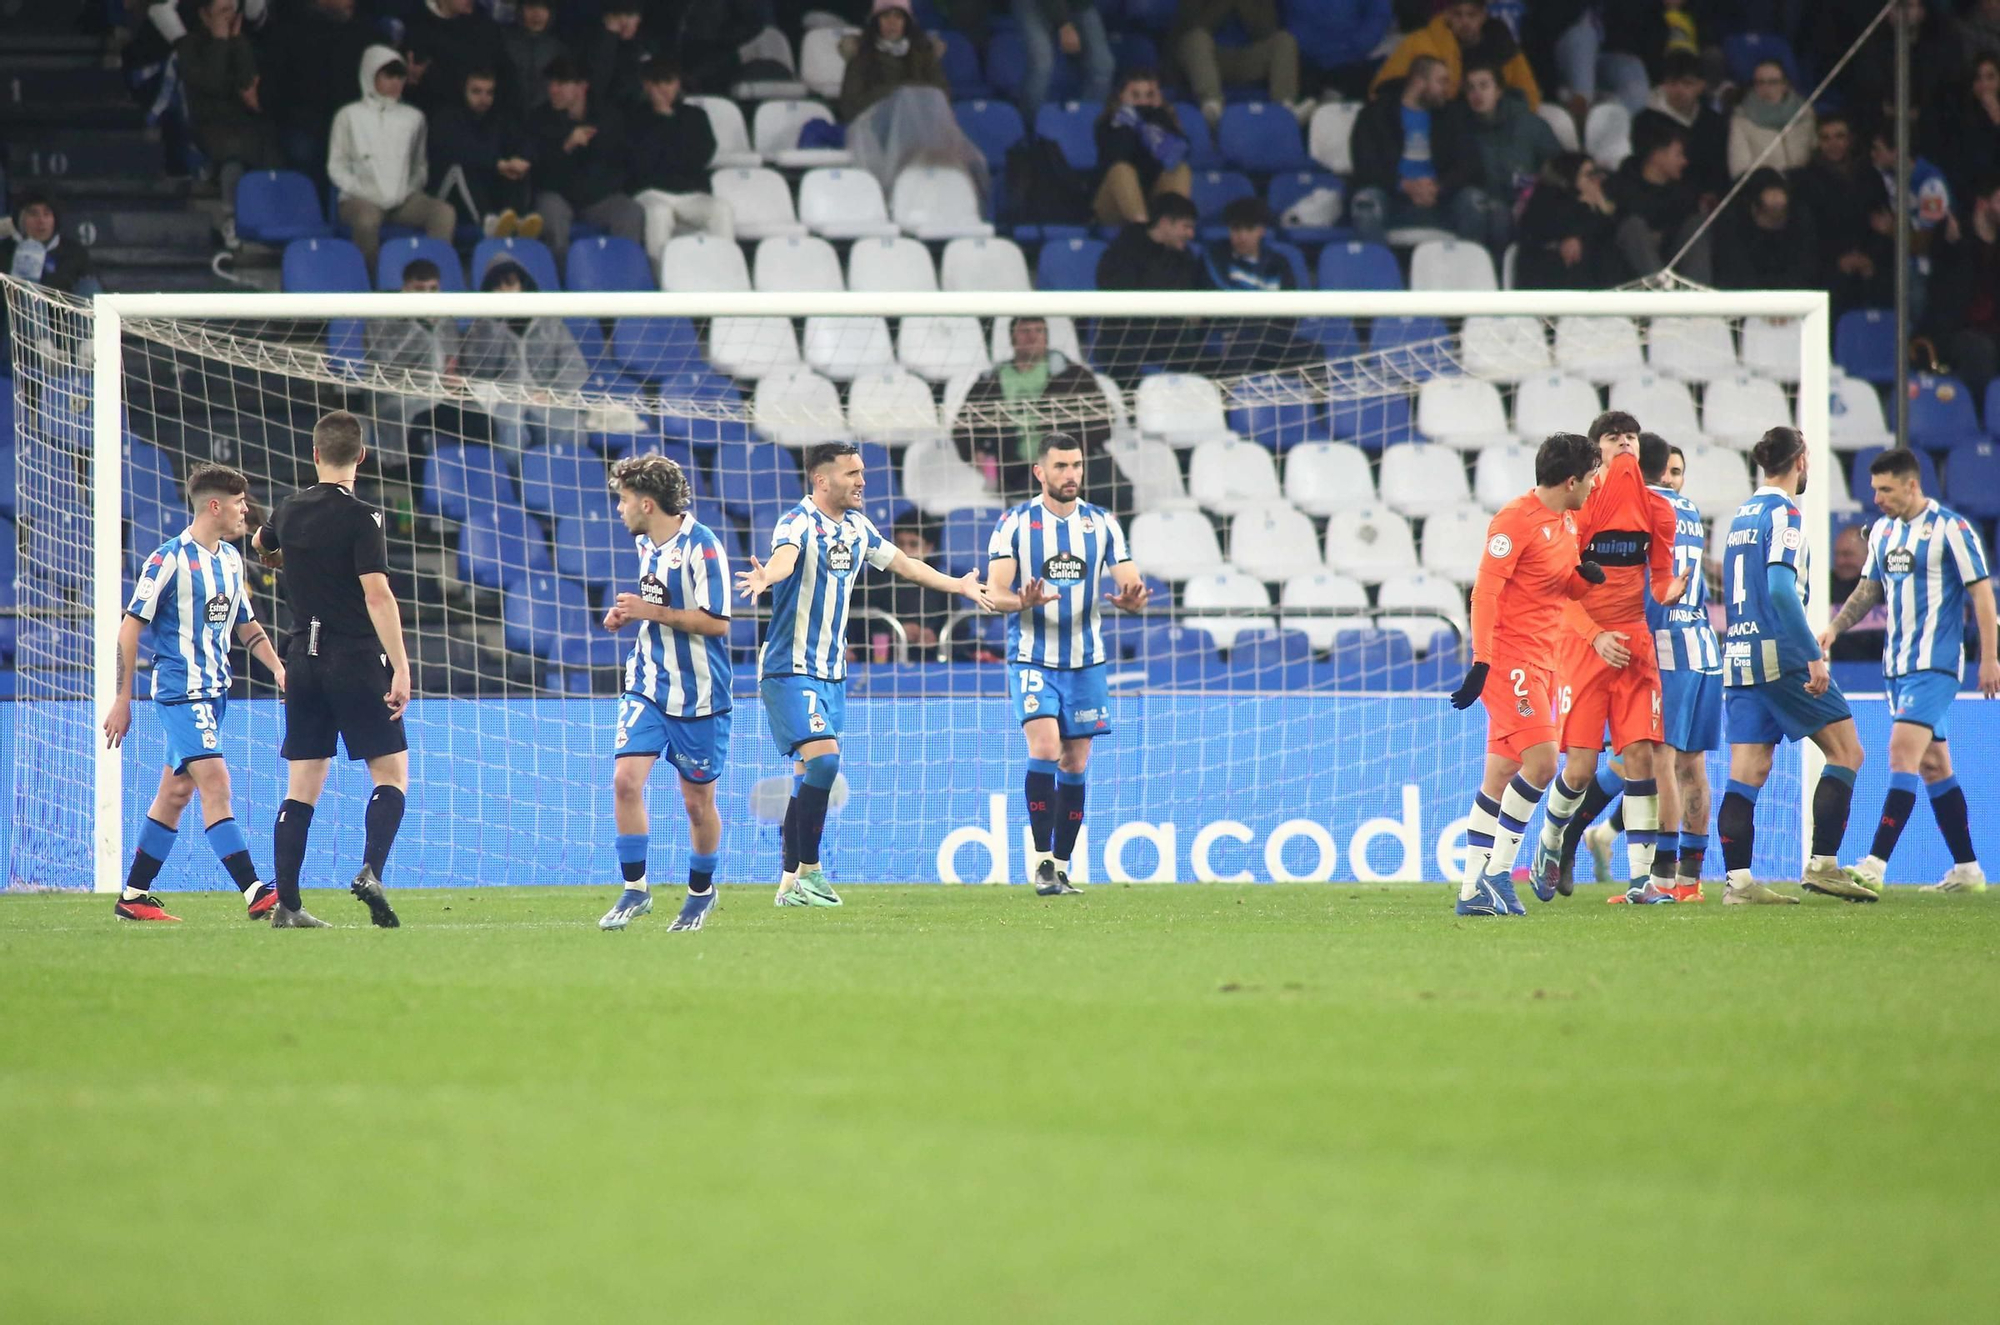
[1633,51,1726,204]
[857,520,955,654]
[432,68,541,240]
[1790,112,1893,314]
[1605,115,1710,282]
[953,316,1125,513]
[1456,61,1560,250]
[1011,0,1115,120]
[1520,1,1661,121]
[1373,0,1541,110]
[631,62,734,261]
[1828,0,1966,127]
[1925,178,2000,399]
[1171,0,1303,126]
[1727,60,1814,178]
[840,0,950,122]
[175,0,283,247]
[1093,70,1194,227]
[1515,151,1628,289]
[582,0,657,117]
[328,47,458,270]
[1970,0,2000,66]
[1350,56,1490,248]
[528,58,645,261]
[1712,168,1817,292]
[0,195,90,294]
[403,0,514,117]
[1928,55,2000,196]
[366,258,458,466]
[1096,192,1207,377]
[1870,121,1954,242]
[502,0,569,112]
[674,0,770,96]
[460,257,589,452]
[1203,197,1318,371]
[1287,0,1395,102]
[260,0,374,187]
[841,2,991,204]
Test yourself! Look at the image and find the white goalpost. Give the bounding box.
[2,280,1831,893]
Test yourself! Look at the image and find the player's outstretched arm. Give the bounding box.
[1818,579,1883,656]
[980,557,1058,613]
[360,572,412,720]
[1106,562,1152,613]
[235,620,286,692]
[886,548,982,602]
[1969,578,2000,698]
[102,615,143,748]
[735,545,800,600]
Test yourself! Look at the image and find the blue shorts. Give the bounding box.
[1660,668,1724,753]
[760,674,845,758]
[1010,662,1113,739]
[614,694,730,784]
[1887,670,1957,740]
[1725,672,1853,747]
[157,696,227,774]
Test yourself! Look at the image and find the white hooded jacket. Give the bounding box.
[328,45,430,210]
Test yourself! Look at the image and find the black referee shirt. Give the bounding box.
[263,483,389,645]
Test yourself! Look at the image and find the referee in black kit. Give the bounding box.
[252,411,411,928]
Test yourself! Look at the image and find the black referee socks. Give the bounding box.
[364,786,406,878]
[274,799,315,910]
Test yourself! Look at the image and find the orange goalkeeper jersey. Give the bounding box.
[1570,452,1678,632]
[1470,491,1591,667]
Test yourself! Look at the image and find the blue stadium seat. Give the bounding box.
[1850,447,1939,502]
[1327,628,1414,687]
[472,236,560,293]
[939,33,991,99]
[610,437,711,501]
[1834,308,1896,384]
[0,433,15,521]
[0,514,16,628]
[1985,378,2000,437]
[1106,31,1160,73]
[1267,170,1345,245]
[1330,394,1418,452]
[715,440,802,520]
[552,630,625,679]
[955,99,1026,172]
[1138,622,1224,687]
[281,237,368,292]
[554,502,634,592]
[939,506,1003,577]
[611,316,703,382]
[855,441,900,500]
[1317,241,1402,291]
[567,235,655,292]
[125,497,182,579]
[457,505,552,591]
[1189,170,1256,239]
[1299,316,1359,359]
[1034,101,1098,170]
[1035,237,1107,290]
[421,442,518,520]
[1368,315,1453,379]
[1907,373,1983,452]
[1172,101,1222,169]
[123,435,179,515]
[658,371,755,449]
[727,614,762,665]
[1945,441,2000,518]
[1265,239,1311,290]
[519,439,609,519]
[503,572,596,658]
[376,235,464,291]
[1723,32,1803,88]
[1217,103,1308,171]
[1223,628,1315,689]
[1227,373,1324,453]
[1118,0,1176,30]
[984,31,1030,99]
[234,170,332,244]
[866,495,917,531]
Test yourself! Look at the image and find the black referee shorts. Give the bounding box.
[280,639,408,762]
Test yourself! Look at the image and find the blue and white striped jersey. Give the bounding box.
[625,518,733,717]
[125,530,253,703]
[1647,486,1721,674]
[986,498,1132,669]
[1863,499,1991,679]
[760,499,897,682]
[1722,487,1814,687]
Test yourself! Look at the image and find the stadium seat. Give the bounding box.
[1824,452,1863,514]
[1172,100,1222,169]
[1723,31,1802,87]
[1188,437,1282,514]
[235,169,334,244]
[1033,101,1098,170]
[1189,170,1256,239]
[1460,316,1552,382]
[1850,446,1940,505]
[554,503,634,591]
[755,97,852,168]
[1908,373,1983,452]
[733,26,808,99]
[1378,443,1472,519]
[847,366,943,443]
[1945,440,2000,518]
[661,233,751,292]
[716,439,802,519]
[1416,376,1512,449]
[611,317,702,382]
[799,168,901,240]
[941,236,1030,292]
[1834,308,1896,384]
[753,367,847,447]
[1701,372,1793,451]
[519,439,609,519]
[1035,237,1107,290]
[937,505,1003,578]
[1278,571,1369,650]
[688,95,759,167]
[1376,571,1467,654]
[421,442,517,520]
[1227,374,1324,454]
[1299,316,1360,361]
[900,435,994,514]
[1609,372,1702,440]
[1283,441,1374,517]
[982,31,1033,101]
[710,167,809,241]
[707,316,804,380]
[991,314,1085,364]
[282,237,368,292]
[1679,441,1754,520]
[1513,371,1603,440]
[376,235,463,291]
[503,573,596,658]
[847,236,939,292]
[1227,501,1321,582]
[1317,241,1402,291]
[1182,568,1276,648]
[1583,101,1631,169]
[1648,316,1738,379]
[1217,102,1308,171]
[1473,442,1537,511]
[1324,504,1419,583]
[1536,101,1580,151]
[938,33,991,100]
[1136,374,1237,448]
[1306,101,1361,174]
[457,504,551,590]
[1741,315,1802,381]
[1136,621,1222,686]
[567,236,654,292]
[954,99,1026,172]
[1829,373,1894,451]
[1329,393,1418,451]
[897,315,990,383]
[803,315,897,380]
[123,435,179,516]
[472,236,559,293]
[1129,508,1226,581]
[798,26,851,100]
[1367,315,1453,380]
[890,167,995,239]
[753,234,845,293]
[1554,315,1646,383]
[1220,628,1316,690]
[1262,170,1342,246]
[1108,437,1199,514]
[1409,240,1496,292]
[1418,503,1489,585]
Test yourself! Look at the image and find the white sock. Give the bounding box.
[1053,857,1070,875]
[241,880,261,899]
[630,876,650,894]
[1625,793,1658,880]
[1539,772,1591,851]
[780,869,798,891]
[1459,791,1501,900]
[1489,774,1547,879]
[1726,868,1755,890]
[121,886,145,900]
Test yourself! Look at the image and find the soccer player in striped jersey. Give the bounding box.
[738,442,983,906]
[981,434,1150,896]
[101,465,285,922]
[1716,427,1879,904]
[1818,448,1999,893]
[597,456,733,932]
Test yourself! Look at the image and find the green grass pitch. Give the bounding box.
[3,883,1997,1323]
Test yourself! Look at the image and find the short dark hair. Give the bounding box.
[601,0,643,13]
[1221,196,1269,230]
[611,453,692,515]
[1639,431,1672,483]
[1868,447,1924,482]
[1148,191,1198,226]
[1632,115,1688,163]
[463,66,498,86]
[378,58,408,80]
[186,463,248,507]
[1669,444,1685,464]
[1589,410,1641,442]
[642,57,683,83]
[1460,60,1503,86]
[1818,109,1851,132]
[402,257,442,286]
[1407,54,1447,82]
[1752,426,1807,477]
[1534,432,1600,487]
[1660,51,1704,84]
[544,55,585,83]
[804,441,860,476]
[1038,431,1084,461]
[313,410,365,467]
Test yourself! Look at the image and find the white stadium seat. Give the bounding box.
[1307,101,1361,174]
[1228,501,1322,582]
[689,96,759,168]
[753,367,845,447]
[661,233,750,292]
[1187,437,1282,515]
[710,167,807,240]
[896,315,990,382]
[797,168,901,240]
[846,236,937,292]
[1129,508,1227,581]
[1473,441,1536,511]
[846,367,942,445]
[1283,441,1375,518]
[1701,371,1793,450]
[1135,373,1237,448]
[1554,315,1645,383]
[1513,371,1602,440]
[941,236,1030,292]
[890,167,996,240]
[1108,437,1200,513]
[1826,453,1863,513]
[802,315,896,380]
[1608,372,1701,441]
[753,234,843,291]
[901,436,995,515]
[798,26,853,100]
[756,97,853,167]
[940,367,980,430]
[1648,316,1738,379]
[1460,316,1552,382]
[1584,102,1632,169]
[1324,504,1419,584]
[1182,569,1277,649]
[992,315,1084,364]
[733,26,807,99]
[1377,442,1472,518]
[1741,316,1802,381]
[1829,373,1894,450]
[707,316,802,380]
[1409,239,1497,292]
[1280,571,1371,650]
[1416,375,1512,448]
[1376,571,1468,654]
[1537,101,1580,151]
[1092,372,1131,435]
[1418,503,1489,585]
[1677,441,1753,520]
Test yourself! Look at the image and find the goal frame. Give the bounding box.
[83,287,1834,892]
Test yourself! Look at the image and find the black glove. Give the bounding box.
[1449,660,1489,710]
[1576,560,1607,585]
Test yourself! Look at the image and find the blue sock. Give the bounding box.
[616,833,648,888]
[204,817,260,893]
[1595,765,1625,797]
[124,816,179,895]
[1025,758,1058,855]
[688,851,718,895]
[1054,767,1087,863]
[797,752,840,867]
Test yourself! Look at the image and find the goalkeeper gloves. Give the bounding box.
[1449,661,1489,710]
[1576,560,1607,584]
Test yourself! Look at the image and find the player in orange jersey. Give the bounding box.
[1530,412,1686,905]
[1446,432,1607,917]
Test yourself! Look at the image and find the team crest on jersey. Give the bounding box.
[1042,550,1086,583]
[203,593,232,625]
[807,711,828,733]
[1780,526,1805,551]
[1487,533,1513,559]
[1884,548,1915,576]
[639,573,668,606]
[665,543,687,571]
[827,541,855,573]
[1022,695,1040,714]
